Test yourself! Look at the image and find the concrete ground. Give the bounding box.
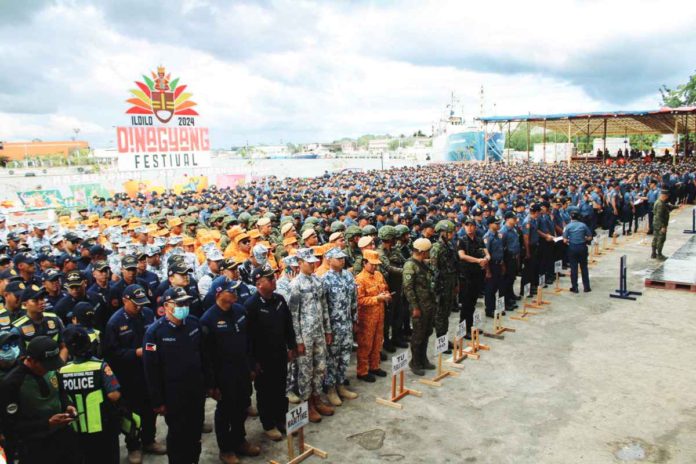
[127,206,696,464]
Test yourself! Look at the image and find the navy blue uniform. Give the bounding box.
[521,214,540,296]
[154,280,203,318]
[88,282,120,331]
[483,229,504,316]
[143,315,210,464]
[200,303,252,453]
[500,224,520,309]
[137,270,160,306]
[563,220,592,291]
[244,292,296,432]
[102,307,157,451]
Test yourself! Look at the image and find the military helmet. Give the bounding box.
[377,225,396,241]
[237,212,251,224]
[330,221,346,233]
[394,224,410,237]
[361,225,377,236]
[434,220,454,234]
[345,225,362,240]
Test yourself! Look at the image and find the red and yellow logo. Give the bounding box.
[126,66,198,123]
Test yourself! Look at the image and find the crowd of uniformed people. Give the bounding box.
[0,160,694,464]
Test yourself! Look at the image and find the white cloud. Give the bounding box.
[0,0,694,147]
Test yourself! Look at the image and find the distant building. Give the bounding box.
[341,141,356,153]
[0,140,90,161]
[368,139,389,151]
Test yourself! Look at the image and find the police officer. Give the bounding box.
[457,217,488,338]
[483,217,504,317]
[562,209,593,293]
[0,281,25,330]
[143,287,211,464]
[245,264,297,441]
[200,280,260,464]
[155,259,204,318]
[0,330,21,463]
[69,302,101,357]
[402,238,436,376]
[0,336,81,464]
[12,284,66,359]
[58,326,122,464]
[521,204,541,297]
[102,284,164,464]
[53,270,93,327]
[500,212,521,311]
[430,220,457,352]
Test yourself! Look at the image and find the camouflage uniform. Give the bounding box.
[430,236,458,337]
[402,257,435,368]
[287,273,332,401]
[652,198,670,257]
[276,273,299,395]
[321,269,357,388]
[379,244,405,344]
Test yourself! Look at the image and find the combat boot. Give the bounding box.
[287,391,301,404]
[421,345,436,370]
[651,247,657,259]
[337,385,358,400]
[326,387,342,407]
[307,397,322,423]
[313,395,335,416]
[409,347,424,376]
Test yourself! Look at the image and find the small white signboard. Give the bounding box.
[286,402,309,435]
[554,260,562,273]
[391,351,411,375]
[456,320,467,339]
[434,335,448,354]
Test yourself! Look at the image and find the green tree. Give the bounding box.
[660,71,696,107]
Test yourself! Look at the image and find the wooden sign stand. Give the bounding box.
[447,337,468,366]
[269,428,327,464]
[510,301,536,321]
[525,285,550,310]
[489,311,516,336]
[463,328,489,358]
[419,352,459,387]
[553,274,566,294]
[376,370,422,410]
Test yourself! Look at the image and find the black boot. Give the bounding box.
[409,346,424,376]
[421,344,436,370]
[651,247,657,259]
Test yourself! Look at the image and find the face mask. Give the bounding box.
[173,305,189,320]
[0,346,20,363]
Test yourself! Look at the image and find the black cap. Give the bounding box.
[26,336,64,371]
[503,211,516,220]
[161,287,194,304]
[167,261,191,276]
[530,204,541,212]
[0,254,10,265]
[463,216,475,225]
[92,260,110,272]
[89,245,110,256]
[251,264,275,282]
[64,232,82,243]
[488,216,501,225]
[220,258,240,271]
[64,270,85,287]
[123,284,149,305]
[42,269,63,282]
[6,232,20,242]
[62,326,92,356]
[214,279,241,294]
[121,255,138,270]
[5,280,26,297]
[72,302,95,324]
[0,268,22,282]
[13,252,36,266]
[21,283,46,302]
[660,189,670,195]
[0,330,20,346]
[55,253,75,268]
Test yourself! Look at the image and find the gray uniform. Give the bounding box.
[321,269,357,387]
[287,273,332,400]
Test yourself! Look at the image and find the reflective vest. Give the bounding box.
[58,360,105,434]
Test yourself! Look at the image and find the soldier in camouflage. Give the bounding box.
[277,255,301,404]
[651,189,672,260]
[320,247,358,406]
[377,225,407,351]
[430,220,458,353]
[403,238,437,376]
[287,248,334,422]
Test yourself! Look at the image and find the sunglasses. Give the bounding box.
[240,240,250,245]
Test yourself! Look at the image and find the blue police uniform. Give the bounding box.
[563,220,592,292]
[538,212,556,282]
[102,307,158,452]
[143,315,210,464]
[154,280,203,318]
[500,223,521,308]
[200,303,252,454]
[521,214,540,295]
[88,281,120,331]
[483,228,504,316]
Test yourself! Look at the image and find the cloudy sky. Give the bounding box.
[1,0,695,148]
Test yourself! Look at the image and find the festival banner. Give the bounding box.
[16,190,65,210]
[116,66,211,171]
[68,183,110,207]
[172,175,208,194]
[215,174,246,189]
